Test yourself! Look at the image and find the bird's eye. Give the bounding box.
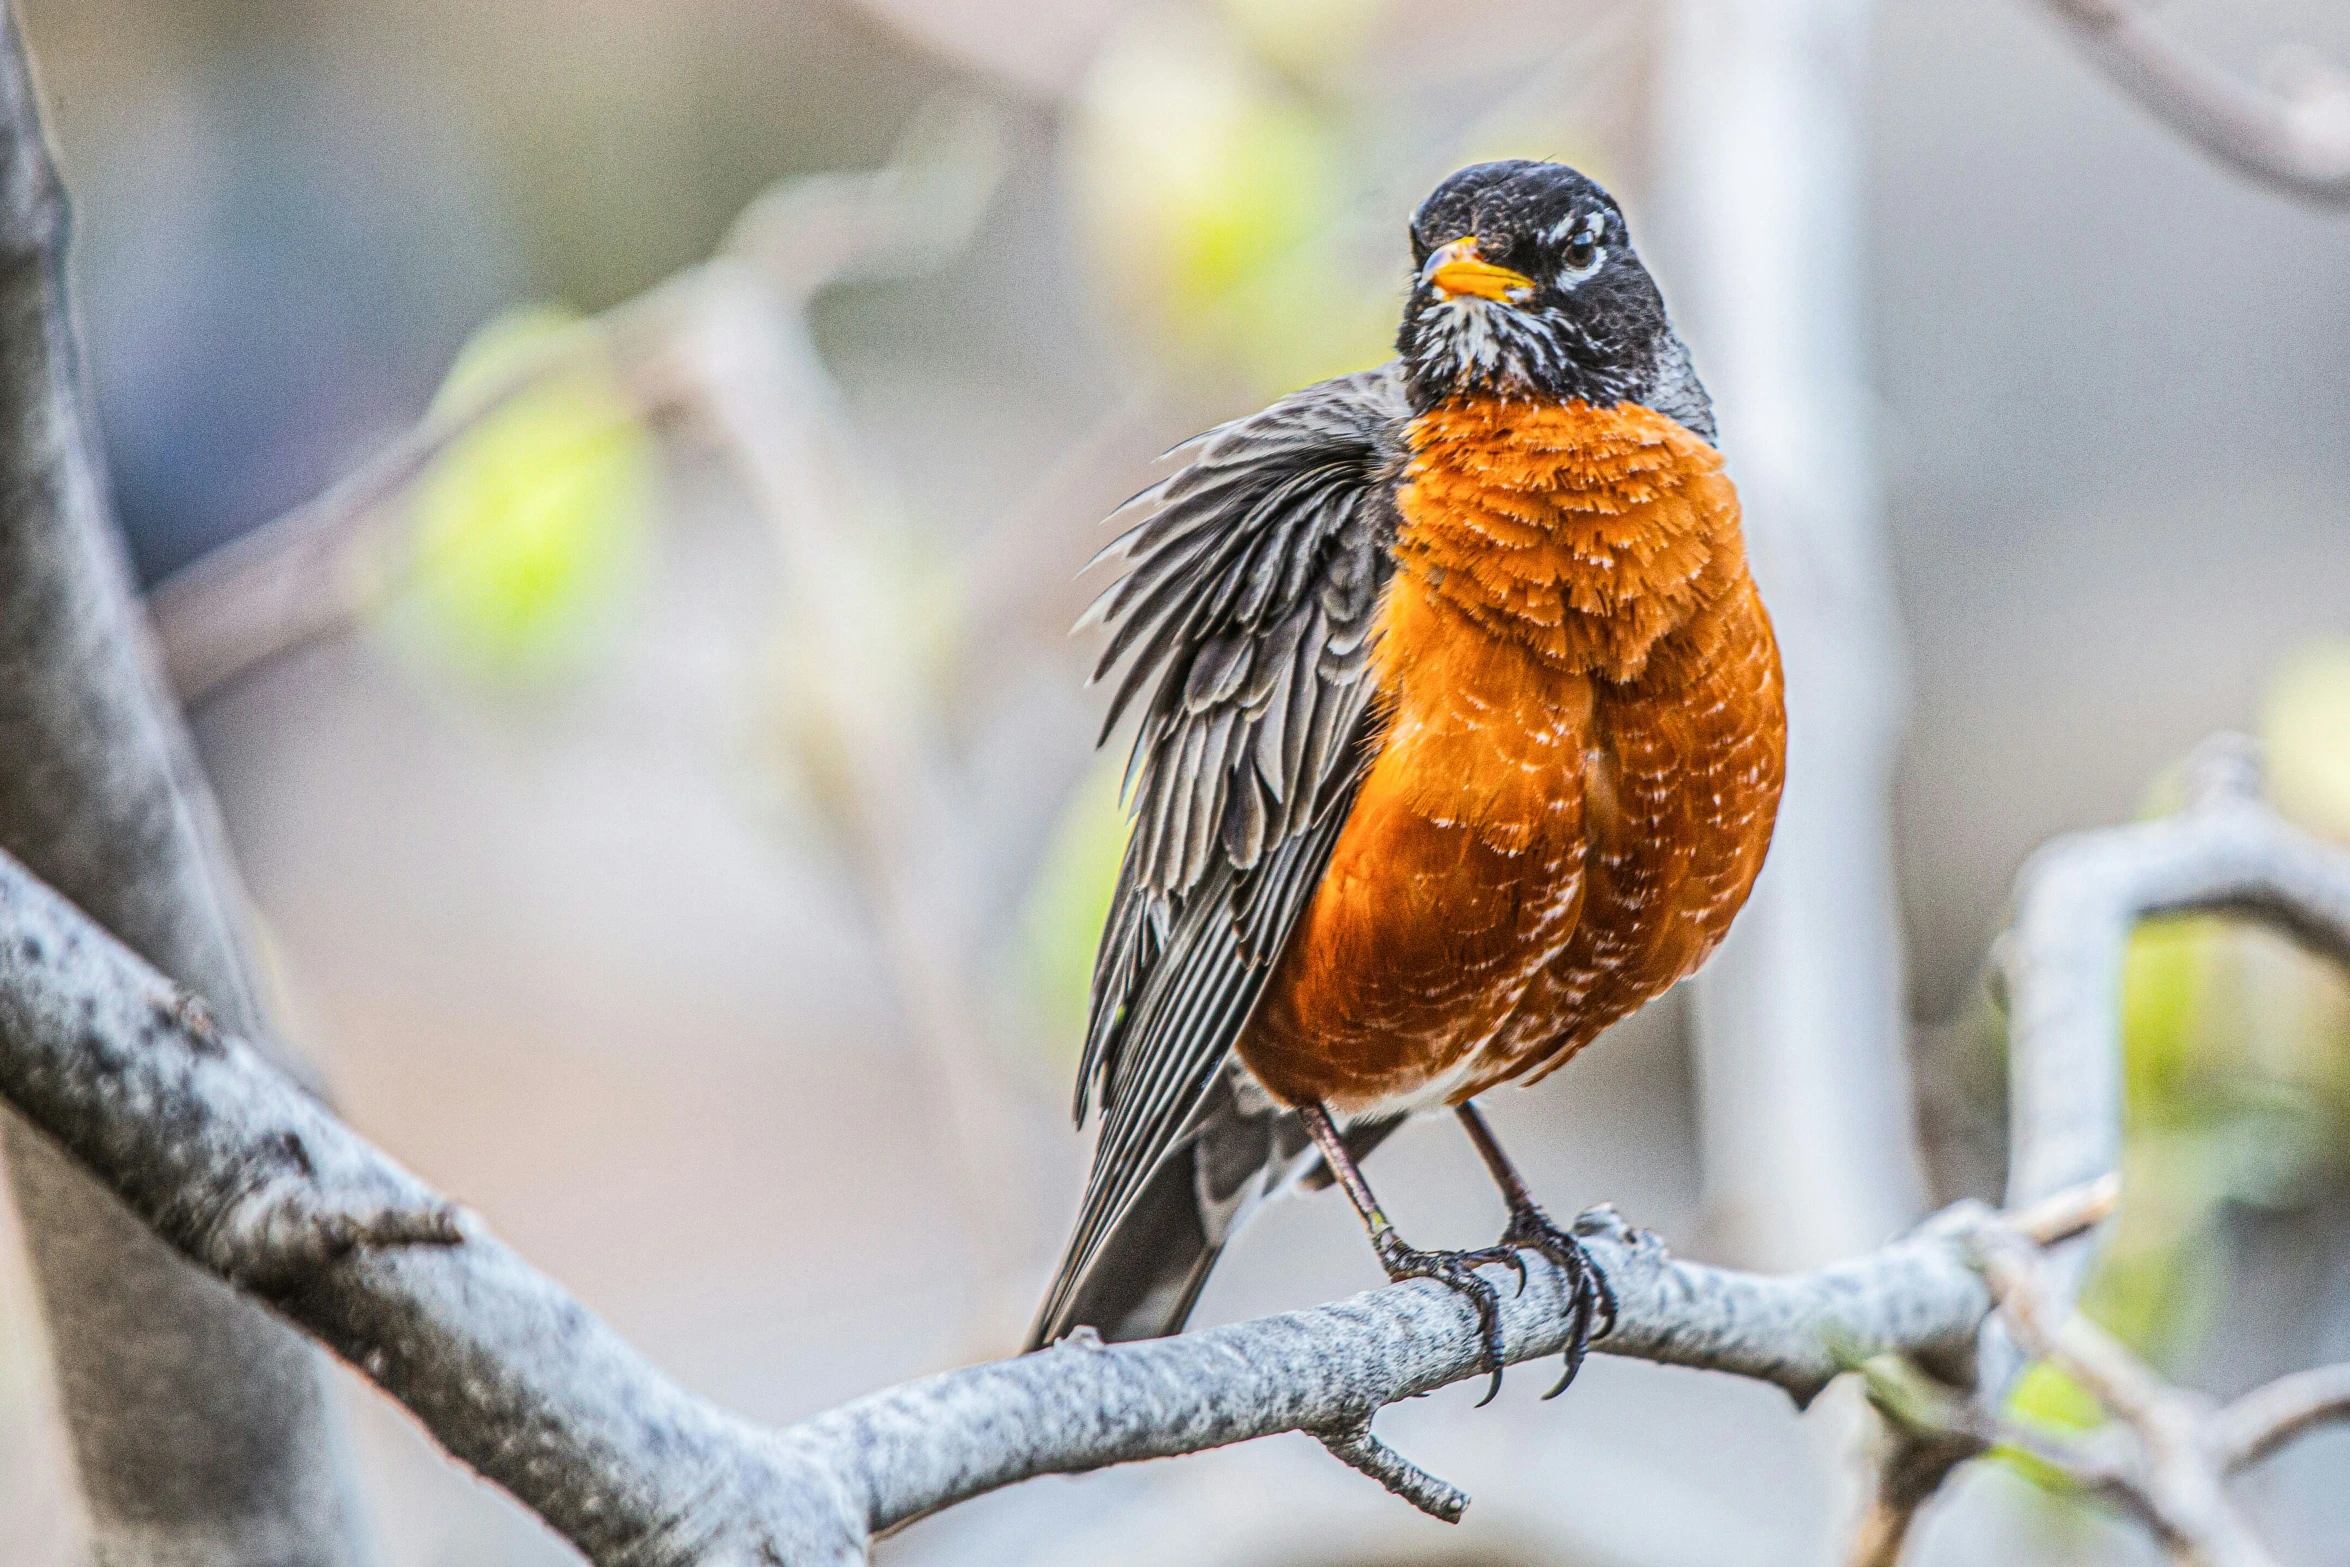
[1565,236,1599,272]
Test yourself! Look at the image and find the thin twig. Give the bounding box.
[1977,1226,2281,1567]
[2211,1362,2350,1474]
[1977,1229,2173,1427]
[143,105,1006,704]
[1315,1423,1469,1523]
[2008,1171,2121,1246]
[2035,0,2350,204]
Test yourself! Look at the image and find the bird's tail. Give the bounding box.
[1026,1070,1401,1350]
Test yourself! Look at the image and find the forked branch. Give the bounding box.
[0,836,2111,1561]
[1851,736,2350,1565]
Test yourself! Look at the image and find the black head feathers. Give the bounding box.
[1396,160,1713,439]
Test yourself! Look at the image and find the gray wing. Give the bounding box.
[1029,365,1410,1347]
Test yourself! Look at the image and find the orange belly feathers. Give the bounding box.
[1236,398,1786,1114]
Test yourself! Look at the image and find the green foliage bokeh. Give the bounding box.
[398,308,658,684]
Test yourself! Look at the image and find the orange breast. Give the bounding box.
[1235,398,1785,1116]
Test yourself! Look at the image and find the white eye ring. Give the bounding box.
[1558,244,1605,287]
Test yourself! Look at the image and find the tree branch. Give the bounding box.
[1976,1228,2280,1567]
[2210,1362,2350,1475]
[0,4,366,1557]
[1843,735,2350,1565]
[2033,0,2350,205]
[1845,1359,1992,1567]
[0,837,2120,1560]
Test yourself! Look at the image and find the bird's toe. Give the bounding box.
[1495,1204,1616,1398]
[1372,1233,1521,1405]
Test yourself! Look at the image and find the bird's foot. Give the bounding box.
[1371,1229,1523,1407]
[1498,1203,1618,1399]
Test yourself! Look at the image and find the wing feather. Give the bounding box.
[1036,365,1411,1343]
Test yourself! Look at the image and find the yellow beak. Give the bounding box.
[1427,238,1534,302]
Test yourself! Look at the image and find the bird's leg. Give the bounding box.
[1454,1100,1617,1398]
[1299,1102,1521,1406]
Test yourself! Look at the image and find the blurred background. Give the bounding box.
[5,0,2350,1563]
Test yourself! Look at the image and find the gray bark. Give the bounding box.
[2,739,2315,1561]
[0,6,366,1562]
[0,837,2051,1561]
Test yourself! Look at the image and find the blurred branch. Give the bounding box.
[0,5,371,1559]
[1846,1355,2015,1567]
[952,385,1165,685]
[145,303,670,702]
[682,239,1066,1342]
[2209,1363,2350,1472]
[1850,1227,2350,1567]
[2034,0,2350,204]
[144,99,1009,704]
[1975,1226,2278,1567]
[1993,735,2350,1344]
[1850,734,2350,1566]
[0,835,2124,1557]
[1659,0,1925,1272]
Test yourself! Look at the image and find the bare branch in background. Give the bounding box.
[1994,736,2350,1350]
[1847,736,2350,1565]
[1856,1225,2350,1567]
[2211,1363,2350,1471]
[683,248,1073,1343]
[144,304,659,703]
[2034,0,2350,205]
[1975,1228,2290,1567]
[0,4,368,1558]
[143,100,1009,705]
[1851,1233,2350,1566]
[1845,1358,1997,1567]
[1655,0,1925,1273]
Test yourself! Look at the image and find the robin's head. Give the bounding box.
[1396,161,1706,430]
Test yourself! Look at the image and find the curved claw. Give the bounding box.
[1372,1233,1515,1404]
[1494,1247,1529,1297]
[1544,1266,1606,1399]
[1496,1205,1616,1400]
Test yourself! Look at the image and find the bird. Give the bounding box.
[1029,159,1786,1399]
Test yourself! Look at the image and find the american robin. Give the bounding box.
[1030,160,1785,1398]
